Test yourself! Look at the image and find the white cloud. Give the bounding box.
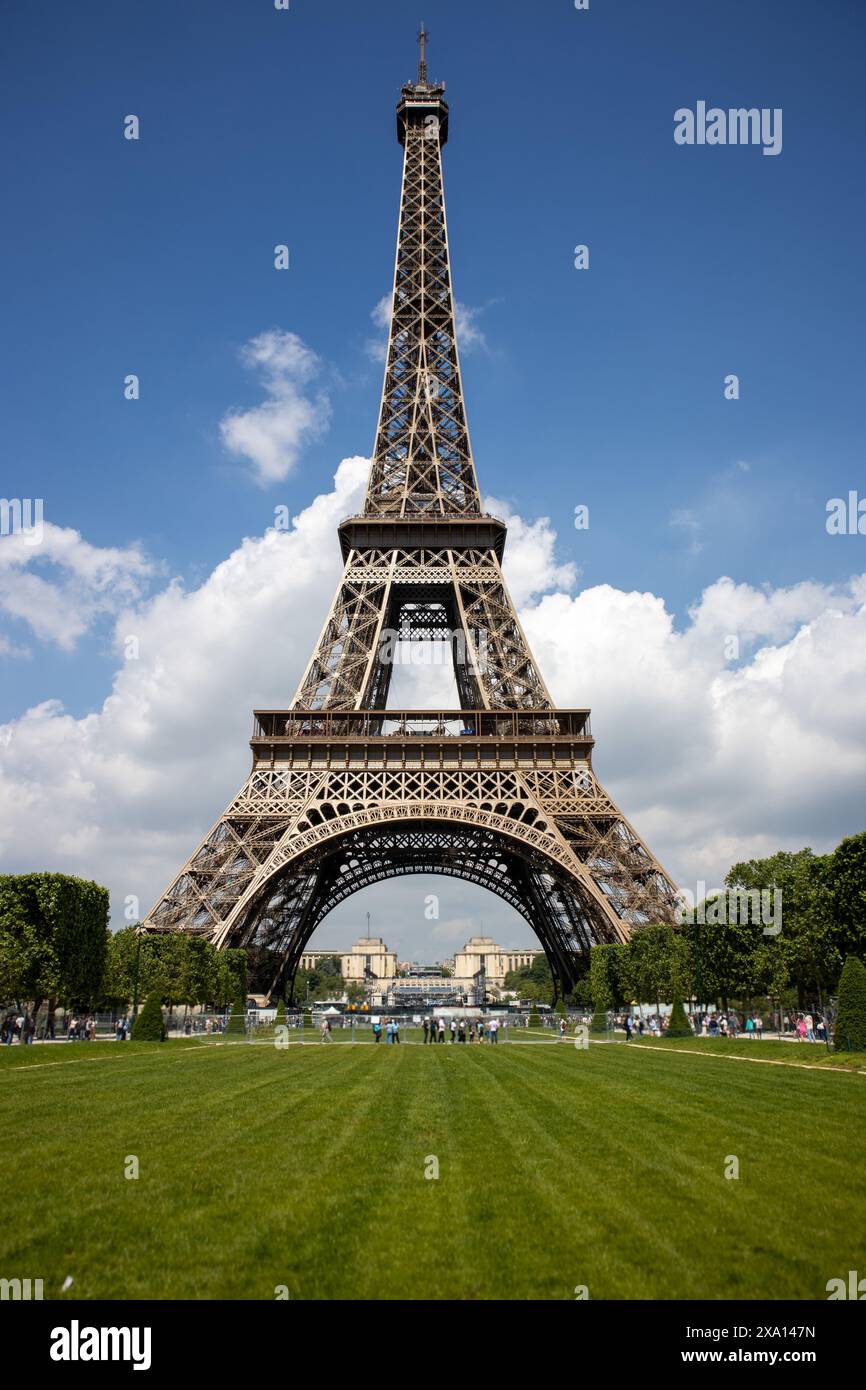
[487,494,578,604]
[0,457,367,910]
[219,329,331,485]
[1,466,864,943]
[454,301,487,351]
[0,523,152,650]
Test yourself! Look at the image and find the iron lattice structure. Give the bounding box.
[143,35,680,997]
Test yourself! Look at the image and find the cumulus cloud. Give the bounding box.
[0,457,367,910]
[1,462,864,942]
[521,573,866,887]
[0,523,152,650]
[219,329,331,485]
[487,494,579,604]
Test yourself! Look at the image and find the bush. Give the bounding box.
[590,1009,609,1035]
[834,956,866,1052]
[528,1004,542,1028]
[666,998,693,1038]
[225,991,247,1037]
[131,989,166,1042]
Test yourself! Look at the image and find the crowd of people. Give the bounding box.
[615,1008,830,1042]
[1,1012,36,1044]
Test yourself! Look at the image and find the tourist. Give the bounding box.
[490,1017,499,1044]
[559,1016,567,1041]
[320,1017,333,1043]
[450,1018,457,1043]
[422,1018,429,1044]
[373,1019,381,1043]
[625,1015,633,1042]
[797,1015,807,1041]
[458,1019,466,1043]
[392,1018,400,1044]
[437,1017,445,1043]
[756,1015,764,1039]
[805,1013,815,1043]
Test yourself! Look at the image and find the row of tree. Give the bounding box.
[0,875,248,1014]
[588,833,866,1014]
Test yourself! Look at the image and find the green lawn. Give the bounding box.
[1,1036,864,1300]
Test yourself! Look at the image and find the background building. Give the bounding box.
[300,936,398,982]
[451,936,543,992]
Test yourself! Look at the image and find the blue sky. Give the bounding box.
[2,0,865,958]
[3,0,864,721]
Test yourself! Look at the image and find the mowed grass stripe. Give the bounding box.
[1,1042,864,1299]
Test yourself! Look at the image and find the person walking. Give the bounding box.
[559,1016,567,1042]
[625,1014,633,1042]
[320,1017,332,1044]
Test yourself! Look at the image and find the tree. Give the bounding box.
[834,956,866,1052]
[527,1003,542,1028]
[589,944,627,1011]
[504,954,554,1006]
[666,998,692,1038]
[621,924,683,1013]
[131,990,166,1041]
[827,832,866,961]
[725,847,837,1006]
[225,990,247,1037]
[0,873,109,1011]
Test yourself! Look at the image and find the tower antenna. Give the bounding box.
[417,22,428,85]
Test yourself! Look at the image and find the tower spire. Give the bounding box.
[417,22,428,85]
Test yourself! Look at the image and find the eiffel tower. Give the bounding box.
[142,30,679,997]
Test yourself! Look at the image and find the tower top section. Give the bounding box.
[397,23,448,146]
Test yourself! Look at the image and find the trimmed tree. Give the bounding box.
[590,1009,609,1035]
[131,989,166,1042]
[527,1003,542,1028]
[225,990,247,1037]
[666,997,692,1038]
[833,956,866,1052]
[0,872,109,1012]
